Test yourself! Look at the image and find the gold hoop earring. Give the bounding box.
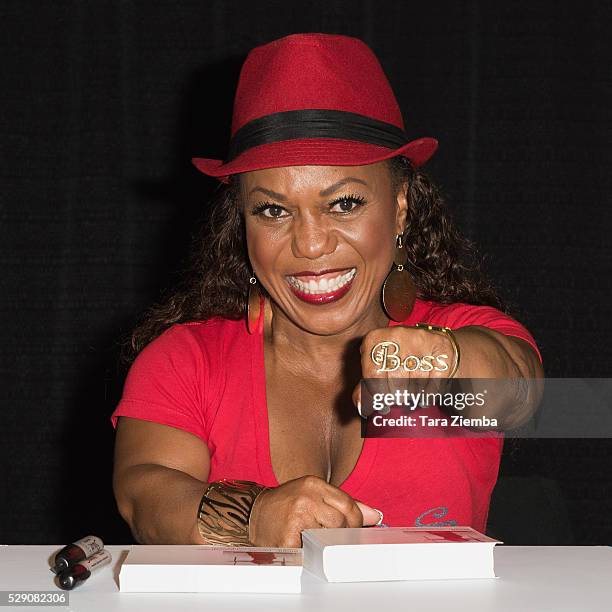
[246,275,263,335]
[381,233,417,322]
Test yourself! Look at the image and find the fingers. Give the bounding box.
[354,327,459,418]
[250,475,384,547]
[299,476,369,528]
[314,489,380,528]
[312,498,381,528]
[311,503,350,528]
[317,482,364,528]
[355,501,382,526]
[361,326,454,380]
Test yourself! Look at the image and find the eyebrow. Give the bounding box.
[248,177,369,202]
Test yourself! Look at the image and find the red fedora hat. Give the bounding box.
[192,33,438,183]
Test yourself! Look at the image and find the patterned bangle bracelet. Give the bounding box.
[415,323,461,378]
[197,479,269,546]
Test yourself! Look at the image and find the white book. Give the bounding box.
[302,526,502,583]
[120,545,303,593]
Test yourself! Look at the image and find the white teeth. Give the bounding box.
[288,268,356,294]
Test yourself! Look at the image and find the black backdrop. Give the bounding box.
[2,1,611,545]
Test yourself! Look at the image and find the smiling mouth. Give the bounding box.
[286,268,356,294]
[285,268,357,304]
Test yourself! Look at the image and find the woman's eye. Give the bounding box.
[330,195,367,214]
[263,205,287,218]
[252,203,288,218]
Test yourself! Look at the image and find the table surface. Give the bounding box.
[0,545,611,612]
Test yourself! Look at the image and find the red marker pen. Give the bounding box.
[51,535,104,574]
[57,549,112,590]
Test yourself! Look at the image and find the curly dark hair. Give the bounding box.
[121,156,508,364]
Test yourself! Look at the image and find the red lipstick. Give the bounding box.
[286,270,356,304]
[289,267,351,278]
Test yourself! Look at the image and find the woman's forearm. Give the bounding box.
[114,463,208,544]
[451,325,544,430]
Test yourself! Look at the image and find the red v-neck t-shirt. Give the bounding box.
[111,298,541,532]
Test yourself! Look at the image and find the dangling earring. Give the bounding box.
[246,274,263,335]
[381,233,417,322]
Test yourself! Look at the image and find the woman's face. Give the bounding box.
[240,161,408,335]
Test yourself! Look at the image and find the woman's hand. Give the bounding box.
[351,324,544,430]
[352,325,455,416]
[248,475,381,547]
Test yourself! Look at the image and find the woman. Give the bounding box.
[112,33,543,547]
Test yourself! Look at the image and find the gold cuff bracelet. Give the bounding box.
[197,479,268,546]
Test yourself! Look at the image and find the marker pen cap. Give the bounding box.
[51,535,104,574]
[57,549,112,590]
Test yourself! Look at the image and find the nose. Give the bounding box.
[291,216,338,260]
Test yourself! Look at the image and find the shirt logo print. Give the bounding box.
[415,506,458,527]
